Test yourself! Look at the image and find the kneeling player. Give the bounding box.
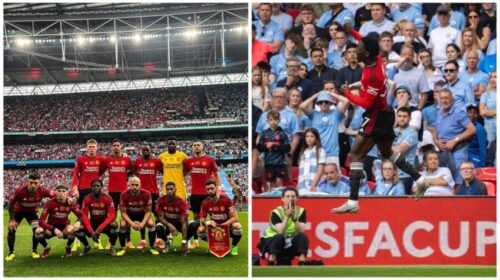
[155,182,198,256]
[197,180,243,256]
[35,185,82,258]
[76,179,119,256]
[117,176,158,256]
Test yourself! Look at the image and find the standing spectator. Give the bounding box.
[253,3,285,53]
[287,87,310,132]
[326,22,343,55]
[327,29,348,70]
[297,128,325,193]
[252,66,271,112]
[479,3,496,39]
[445,44,466,73]
[427,4,466,35]
[307,48,338,94]
[316,4,354,29]
[391,4,425,35]
[378,32,400,64]
[455,161,488,195]
[372,160,405,196]
[443,60,475,110]
[298,63,309,80]
[430,89,476,185]
[417,48,443,91]
[271,3,293,35]
[252,24,274,66]
[290,5,328,39]
[276,57,313,100]
[415,150,455,196]
[359,3,395,36]
[428,5,462,68]
[393,22,427,55]
[460,28,485,61]
[466,9,491,51]
[466,105,487,168]
[479,71,497,146]
[335,43,362,90]
[459,51,489,104]
[354,4,372,29]
[270,33,305,83]
[422,81,445,129]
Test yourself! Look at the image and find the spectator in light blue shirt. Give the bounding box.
[371,160,405,196]
[391,4,425,32]
[478,54,496,75]
[466,105,487,168]
[359,3,395,36]
[253,3,284,53]
[422,80,446,129]
[316,4,354,29]
[443,60,475,110]
[459,51,489,104]
[317,163,350,195]
[486,38,496,56]
[479,71,497,146]
[269,33,306,82]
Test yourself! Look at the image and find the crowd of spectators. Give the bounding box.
[5,83,247,132]
[4,138,248,161]
[252,3,496,196]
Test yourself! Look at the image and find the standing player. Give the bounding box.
[158,136,188,200]
[155,182,198,255]
[35,185,82,258]
[103,138,134,248]
[76,179,119,256]
[184,139,222,249]
[116,176,158,256]
[332,30,426,213]
[72,139,105,250]
[6,173,56,261]
[134,145,164,249]
[198,180,243,256]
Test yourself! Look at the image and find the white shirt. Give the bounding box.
[423,167,455,196]
[252,86,271,110]
[429,25,462,68]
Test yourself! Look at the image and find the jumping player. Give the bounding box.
[35,185,82,258]
[332,30,426,213]
[116,176,158,256]
[134,145,164,249]
[76,179,119,256]
[155,182,198,256]
[184,139,222,249]
[6,173,56,261]
[198,180,243,256]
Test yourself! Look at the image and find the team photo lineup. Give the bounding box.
[251,2,496,276]
[3,3,248,277]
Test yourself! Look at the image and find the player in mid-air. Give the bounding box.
[116,176,158,256]
[134,145,164,249]
[184,139,222,249]
[155,182,198,255]
[35,185,82,258]
[76,179,119,256]
[198,180,243,256]
[332,29,426,214]
[6,173,56,261]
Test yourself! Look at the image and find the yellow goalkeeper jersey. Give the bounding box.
[158,150,188,199]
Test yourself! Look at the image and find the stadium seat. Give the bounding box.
[291,166,299,182]
[366,181,376,192]
[282,180,297,188]
[286,8,300,22]
[340,167,348,176]
[343,153,351,172]
[484,181,496,196]
[474,167,497,183]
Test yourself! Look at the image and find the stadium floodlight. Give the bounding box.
[77,36,86,46]
[16,37,32,48]
[185,29,198,38]
[133,33,142,43]
[110,35,116,42]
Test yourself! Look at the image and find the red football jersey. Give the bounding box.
[200,195,235,224]
[9,185,55,213]
[155,196,189,223]
[39,198,82,231]
[81,193,116,233]
[103,156,133,193]
[72,155,105,190]
[134,157,162,194]
[119,189,152,216]
[184,156,218,195]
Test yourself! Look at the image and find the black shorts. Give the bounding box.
[14,212,39,225]
[359,108,396,142]
[45,224,68,239]
[109,192,122,210]
[190,194,209,214]
[78,189,92,207]
[127,213,146,224]
[265,165,286,181]
[151,193,159,217]
[82,220,116,236]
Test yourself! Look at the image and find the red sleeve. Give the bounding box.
[41,186,56,198]
[145,191,152,209]
[133,159,139,176]
[349,29,363,41]
[200,200,208,219]
[100,157,108,175]
[155,159,163,174]
[9,187,21,205]
[345,89,377,110]
[119,192,127,212]
[81,197,93,234]
[71,203,82,220]
[127,158,134,176]
[39,202,54,231]
[210,158,218,173]
[180,200,189,218]
[72,157,81,187]
[98,197,116,232]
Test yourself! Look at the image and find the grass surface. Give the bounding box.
[3,211,248,277]
[252,265,496,277]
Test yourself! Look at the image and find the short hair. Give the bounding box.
[345,42,357,52]
[55,185,69,191]
[193,139,204,145]
[111,138,121,144]
[423,150,439,161]
[379,31,393,41]
[128,175,140,182]
[286,56,301,65]
[267,110,281,120]
[310,47,324,56]
[165,181,176,188]
[400,44,414,54]
[258,3,272,9]
[205,180,217,186]
[445,59,460,70]
[300,4,314,12]
[286,32,302,46]
[87,139,97,145]
[361,36,380,58]
[440,88,453,97]
[90,179,103,187]
[28,173,41,180]
[167,136,177,141]
[434,80,446,88]
[460,161,475,169]
[273,87,287,97]
[396,107,411,116]
[324,163,339,171]
[256,61,271,72]
[371,3,387,10]
[313,37,329,49]
[281,187,298,197]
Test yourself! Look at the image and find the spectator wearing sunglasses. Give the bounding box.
[253,3,285,54]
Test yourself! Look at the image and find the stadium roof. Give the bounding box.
[4,3,248,88]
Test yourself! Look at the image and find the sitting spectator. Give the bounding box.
[317,163,350,195]
[445,44,465,73]
[428,5,462,68]
[359,3,395,36]
[466,105,487,168]
[459,50,488,104]
[455,161,488,195]
[276,57,313,100]
[307,48,338,94]
[253,3,284,53]
[372,160,405,196]
[443,60,474,110]
[297,128,325,193]
[270,33,306,83]
[417,48,443,91]
[416,150,455,196]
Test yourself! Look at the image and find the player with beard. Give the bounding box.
[134,146,164,249]
[332,30,426,213]
[76,179,119,256]
[6,173,56,261]
[184,139,222,249]
[35,185,83,258]
[198,180,243,256]
[116,176,158,256]
[155,182,198,255]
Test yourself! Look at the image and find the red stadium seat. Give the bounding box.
[282,180,297,188]
[291,166,299,182]
[474,167,497,183]
[366,181,376,192]
[340,167,348,176]
[484,181,496,196]
[286,8,300,23]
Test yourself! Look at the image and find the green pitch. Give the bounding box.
[253,265,496,277]
[3,211,248,277]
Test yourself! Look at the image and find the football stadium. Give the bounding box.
[3,3,248,277]
[251,3,496,277]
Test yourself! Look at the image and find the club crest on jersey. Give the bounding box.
[211,227,226,241]
[96,160,100,164]
[139,201,144,206]
[174,207,179,212]
[121,160,126,165]
[213,207,218,211]
[168,207,173,211]
[220,206,225,212]
[202,162,207,166]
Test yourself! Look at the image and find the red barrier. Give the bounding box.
[252,197,496,265]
